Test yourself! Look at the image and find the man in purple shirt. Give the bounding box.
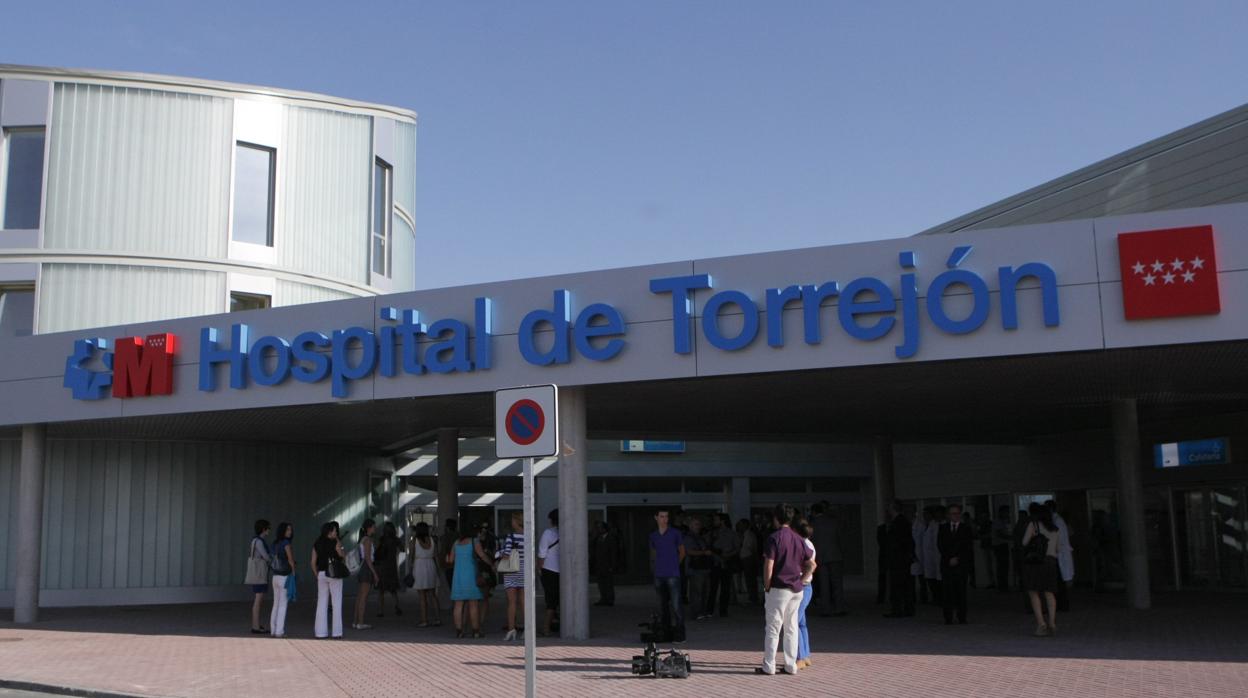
[649,508,687,642]
[757,504,815,675]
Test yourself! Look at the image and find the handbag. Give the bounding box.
[270,542,291,575]
[346,545,363,575]
[328,557,351,579]
[244,538,270,585]
[497,535,521,574]
[1023,523,1050,564]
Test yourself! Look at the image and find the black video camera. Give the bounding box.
[632,615,691,679]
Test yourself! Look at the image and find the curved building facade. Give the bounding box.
[0,65,417,336]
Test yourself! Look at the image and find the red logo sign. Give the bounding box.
[1116,225,1220,321]
[112,333,178,398]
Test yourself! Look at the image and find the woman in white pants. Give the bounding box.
[311,521,346,639]
[270,522,296,637]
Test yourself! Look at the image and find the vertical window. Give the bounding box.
[3,128,46,230]
[373,158,392,277]
[0,286,35,338]
[229,291,271,313]
[232,142,275,246]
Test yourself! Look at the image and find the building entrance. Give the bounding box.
[1172,485,1248,590]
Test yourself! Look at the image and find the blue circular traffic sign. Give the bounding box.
[504,399,545,446]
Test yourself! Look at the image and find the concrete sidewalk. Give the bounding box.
[2,581,1246,698]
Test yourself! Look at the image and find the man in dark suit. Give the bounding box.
[884,501,915,618]
[937,504,975,624]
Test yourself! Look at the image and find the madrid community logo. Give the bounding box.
[63,333,178,400]
[1116,225,1220,320]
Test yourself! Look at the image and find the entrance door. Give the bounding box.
[1172,486,1248,589]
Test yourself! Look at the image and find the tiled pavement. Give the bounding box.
[2,581,1247,698]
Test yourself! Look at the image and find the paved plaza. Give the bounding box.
[2,581,1246,698]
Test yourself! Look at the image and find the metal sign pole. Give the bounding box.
[523,455,537,698]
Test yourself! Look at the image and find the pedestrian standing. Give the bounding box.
[449,526,492,638]
[937,504,974,624]
[537,509,561,637]
[311,521,346,639]
[923,506,944,604]
[1046,500,1075,612]
[497,512,526,642]
[592,521,618,606]
[246,519,272,634]
[912,508,929,604]
[649,508,686,642]
[736,519,760,606]
[684,517,712,619]
[409,521,442,627]
[476,522,497,627]
[707,513,738,617]
[875,521,889,604]
[885,501,916,618]
[795,518,817,670]
[992,505,1013,592]
[269,522,295,637]
[353,519,377,630]
[1022,503,1061,636]
[756,505,814,676]
[375,522,403,618]
[811,505,846,617]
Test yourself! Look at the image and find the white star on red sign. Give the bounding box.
[1163,272,1176,284]
[1151,260,1165,272]
[1191,256,1205,269]
[1143,274,1156,286]
[1132,261,1145,275]
[1182,270,1196,283]
[1170,258,1185,271]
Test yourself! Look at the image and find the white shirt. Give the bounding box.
[801,538,816,585]
[538,527,560,574]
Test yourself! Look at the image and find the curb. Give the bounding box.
[0,678,165,698]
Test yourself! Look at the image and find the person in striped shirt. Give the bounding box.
[497,511,527,641]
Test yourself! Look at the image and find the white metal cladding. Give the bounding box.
[43,83,232,258]
[0,437,387,600]
[393,120,416,214]
[37,264,226,334]
[276,278,357,306]
[278,106,371,285]
[390,216,416,290]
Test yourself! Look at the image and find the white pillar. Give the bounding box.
[437,428,460,533]
[556,386,589,640]
[1112,399,1151,610]
[13,424,46,624]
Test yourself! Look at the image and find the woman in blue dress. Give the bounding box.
[449,527,493,638]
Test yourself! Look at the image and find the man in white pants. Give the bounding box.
[757,505,815,675]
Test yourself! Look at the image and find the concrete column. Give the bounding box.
[13,424,46,624]
[872,438,895,523]
[556,386,590,640]
[729,476,751,524]
[436,428,460,534]
[1112,399,1151,610]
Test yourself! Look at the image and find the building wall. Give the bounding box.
[37,264,226,334]
[0,437,391,607]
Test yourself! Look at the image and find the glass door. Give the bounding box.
[1172,485,1248,589]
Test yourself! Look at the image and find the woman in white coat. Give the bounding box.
[922,506,944,604]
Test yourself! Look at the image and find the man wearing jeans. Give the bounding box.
[649,508,687,642]
[758,505,814,675]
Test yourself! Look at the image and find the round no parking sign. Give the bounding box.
[495,385,559,458]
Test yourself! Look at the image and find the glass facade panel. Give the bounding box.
[229,292,271,313]
[232,143,274,246]
[0,287,35,338]
[3,129,45,229]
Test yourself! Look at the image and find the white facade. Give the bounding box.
[0,65,417,336]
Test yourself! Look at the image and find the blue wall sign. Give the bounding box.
[620,440,686,453]
[1154,438,1231,468]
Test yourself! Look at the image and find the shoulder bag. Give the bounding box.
[244,537,270,585]
[497,534,521,574]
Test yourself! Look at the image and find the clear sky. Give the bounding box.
[5,2,1247,289]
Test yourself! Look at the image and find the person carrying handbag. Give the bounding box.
[245,519,272,634]
[311,521,348,639]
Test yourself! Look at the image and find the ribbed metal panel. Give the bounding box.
[276,279,356,307]
[394,121,416,214]
[43,82,232,258]
[0,438,384,593]
[391,216,416,290]
[279,106,370,285]
[37,264,226,334]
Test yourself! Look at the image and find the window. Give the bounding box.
[372,158,392,277]
[229,291,271,313]
[3,128,45,229]
[232,142,275,246]
[0,286,35,338]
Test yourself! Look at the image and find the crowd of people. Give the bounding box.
[880,499,1075,636]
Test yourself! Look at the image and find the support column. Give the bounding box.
[1113,399,1151,610]
[729,477,751,524]
[14,424,46,624]
[437,428,460,534]
[556,386,589,640]
[873,438,896,523]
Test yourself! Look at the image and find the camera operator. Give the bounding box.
[649,508,686,643]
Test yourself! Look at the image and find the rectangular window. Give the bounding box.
[0,286,35,338]
[232,142,275,246]
[3,128,46,230]
[229,291,271,313]
[372,158,392,277]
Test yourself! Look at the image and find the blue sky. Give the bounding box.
[5,2,1247,288]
